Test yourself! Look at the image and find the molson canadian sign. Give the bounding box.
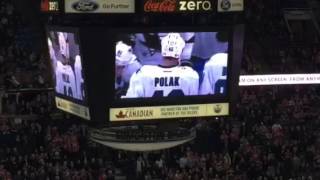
[143,0,214,13]
[110,103,229,121]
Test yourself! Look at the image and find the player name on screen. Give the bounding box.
[155,77,179,87]
[109,103,229,121]
[55,97,90,120]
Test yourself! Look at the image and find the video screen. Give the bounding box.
[47,30,86,102]
[41,0,59,12]
[114,32,229,99]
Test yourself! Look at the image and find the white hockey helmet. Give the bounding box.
[116,41,136,66]
[161,33,185,59]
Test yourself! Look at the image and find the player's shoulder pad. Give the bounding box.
[206,53,228,67]
[138,65,155,73]
[180,66,199,79]
[133,65,152,76]
[179,66,196,72]
[57,60,63,65]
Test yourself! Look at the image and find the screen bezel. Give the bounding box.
[107,26,234,109]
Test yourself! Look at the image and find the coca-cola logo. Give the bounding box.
[144,0,176,12]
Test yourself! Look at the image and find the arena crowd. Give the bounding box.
[0,0,320,179]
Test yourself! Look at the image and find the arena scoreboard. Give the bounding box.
[43,1,244,122]
[46,26,90,120]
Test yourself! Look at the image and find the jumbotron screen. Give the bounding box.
[47,27,90,120]
[110,30,231,121]
[115,32,229,98]
[41,0,60,12]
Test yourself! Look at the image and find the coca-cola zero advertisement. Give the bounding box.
[143,0,214,13]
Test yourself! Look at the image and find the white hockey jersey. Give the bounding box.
[58,32,70,59]
[115,60,142,91]
[74,55,84,100]
[124,65,199,98]
[48,38,58,70]
[55,61,64,93]
[200,53,228,95]
[56,62,77,98]
[121,60,142,83]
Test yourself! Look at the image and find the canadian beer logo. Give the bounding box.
[115,111,128,118]
[144,0,176,12]
[115,109,154,119]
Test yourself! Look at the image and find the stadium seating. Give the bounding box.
[0,0,319,179]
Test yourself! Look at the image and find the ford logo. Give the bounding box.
[72,0,99,12]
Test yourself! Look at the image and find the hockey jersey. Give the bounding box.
[121,60,142,83]
[200,53,228,95]
[115,60,142,93]
[74,55,84,100]
[48,40,58,70]
[56,62,77,98]
[55,61,64,93]
[58,32,70,59]
[124,65,199,98]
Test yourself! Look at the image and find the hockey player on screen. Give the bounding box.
[123,33,199,98]
[115,41,142,98]
[199,53,228,95]
[55,32,77,99]
[47,38,57,69]
[48,37,62,94]
[74,55,84,100]
[58,32,70,59]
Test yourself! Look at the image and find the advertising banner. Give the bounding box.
[143,0,214,13]
[65,0,135,13]
[239,74,320,86]
[217,0,243,12]
[56,97,91,120]
[41,0,60,12]
[110,103,229,121]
